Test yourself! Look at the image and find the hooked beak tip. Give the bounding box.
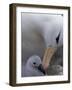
[38,64,46,75]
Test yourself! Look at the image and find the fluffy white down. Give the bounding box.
[22,55,44,77]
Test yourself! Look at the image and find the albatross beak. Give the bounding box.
[38,64,46,75]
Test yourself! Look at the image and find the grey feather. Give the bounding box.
[22,55,45,77]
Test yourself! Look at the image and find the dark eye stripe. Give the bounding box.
[56,31,60,44]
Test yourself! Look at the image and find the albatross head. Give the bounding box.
[26,55,46,75]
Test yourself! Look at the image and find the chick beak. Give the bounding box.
[38,64,46,75]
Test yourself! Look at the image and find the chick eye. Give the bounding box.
[33,62,36,65]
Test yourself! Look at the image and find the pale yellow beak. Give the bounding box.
[42,47,57,70]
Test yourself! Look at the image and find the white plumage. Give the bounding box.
[22,55,45,77]
[21,14,63,76]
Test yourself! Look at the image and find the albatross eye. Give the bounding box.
[33,62,36,65]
